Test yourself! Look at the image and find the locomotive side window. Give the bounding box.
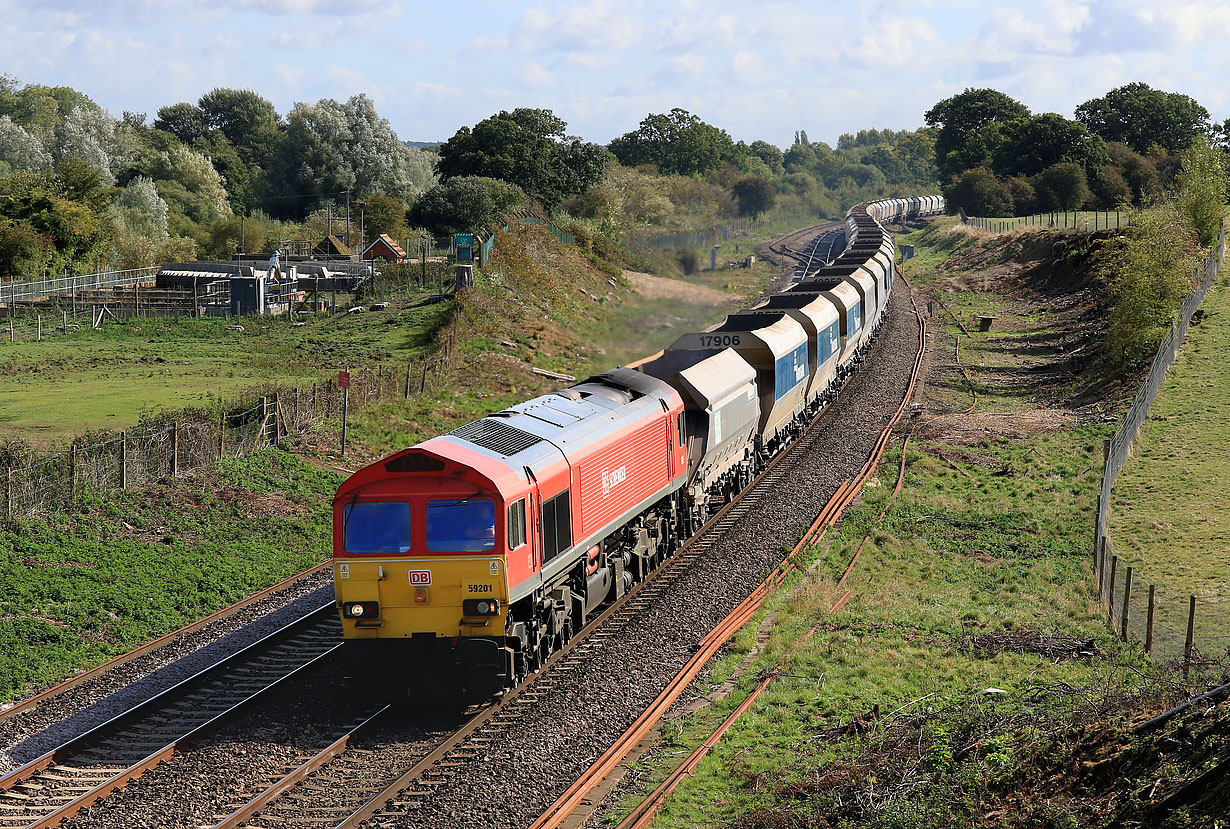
[541,490,573,562]
[508,499,527,550]
[677,411,686,446]
[426,498,496,552]
[342,501,412,554]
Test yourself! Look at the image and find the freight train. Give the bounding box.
[332,195,945,702]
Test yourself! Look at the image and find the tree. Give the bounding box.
[1034,162,1091,211]
[991,113,1109,178]
[748,140,784,176]
[362,192,408,240]
[153,102,207,145]
[1075,83,1210,155]
[1177,142,1229,247]
[408,176,527,235]
[278,94,435,215]
[608,109,735,177]
[0,219,50,279]
[1106,142,1159,204]
[731,176,776,218]
[942,167,1013,216]
[0,115,50,173]
[925,88,1030,180]
[197,88,281,168]
[436,108,602,210]
[112,176,169,239]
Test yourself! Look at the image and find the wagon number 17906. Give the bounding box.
[698,334,741,348]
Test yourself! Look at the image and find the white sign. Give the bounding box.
[408,570,432,586]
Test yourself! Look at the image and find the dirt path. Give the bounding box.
[620,270,729,305]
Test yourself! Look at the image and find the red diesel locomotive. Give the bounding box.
[333,368,688,701]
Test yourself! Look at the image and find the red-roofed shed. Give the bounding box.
[361,234,408,262]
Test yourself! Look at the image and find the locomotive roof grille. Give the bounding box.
[451,418,544,456]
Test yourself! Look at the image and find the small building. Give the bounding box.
[361,234,408,262]
[314,235,354,257]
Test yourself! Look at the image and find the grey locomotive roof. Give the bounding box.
[438,367,678,481]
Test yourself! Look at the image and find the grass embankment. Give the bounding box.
[1109,279,1230,654]
[606,221,1229,827]
[0,450,340,702]
[0,289,453,444]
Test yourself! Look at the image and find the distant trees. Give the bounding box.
[437,108,605,210]
[1076,83,1210,155]
[609,109,736,177]
[926,83,1225,216]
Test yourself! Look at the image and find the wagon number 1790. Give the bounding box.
[698,334,741,348]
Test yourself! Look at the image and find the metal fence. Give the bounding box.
[1,266,159,304]
[1094,226,1228,661]
[964,211,1131,233]
[2,355,450,520]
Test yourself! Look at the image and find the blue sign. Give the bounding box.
[455,233,474,246]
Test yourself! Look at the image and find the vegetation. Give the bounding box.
[0,449,340,702]
[928,84,1218,217]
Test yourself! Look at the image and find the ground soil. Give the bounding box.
[621,270,731,305]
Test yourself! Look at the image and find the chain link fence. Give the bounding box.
[1094,226,1228,662]
[2,354,450,520]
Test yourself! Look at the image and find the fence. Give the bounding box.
[963,210,1131,233]
[1,266,160,304]
[1094,226,1228,661]
[2,355,450,520]
[476,215,576,267]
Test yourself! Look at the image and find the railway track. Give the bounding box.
[0,605,341,829]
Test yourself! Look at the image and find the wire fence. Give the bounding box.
[1094,225,1228,662]
[963,210,1131,233]
[2,353,452,520]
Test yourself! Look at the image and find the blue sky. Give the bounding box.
[4,0,1230,148]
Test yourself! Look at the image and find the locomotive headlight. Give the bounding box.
[342,601,379,619]
[462,599,500,616]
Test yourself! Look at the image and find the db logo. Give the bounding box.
[408,570,432,586]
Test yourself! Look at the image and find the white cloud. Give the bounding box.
[512,0,644,52]
[521,61,556,90]
[275,62,306,87]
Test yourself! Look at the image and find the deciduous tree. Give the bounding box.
[1076,83,1210,155]
[608,109,735,177]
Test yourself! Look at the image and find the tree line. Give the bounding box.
[929,83,1222,220]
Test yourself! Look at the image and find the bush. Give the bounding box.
[943,167,1013,216]
[675,247,699,274]
[1177,142,1228,247]
[1099,205,1204,368]
[1034,163,1090,211]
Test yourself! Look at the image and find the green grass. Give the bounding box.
[0,448,342,702]
[0,294,451,444]
[1108,282,1230,651]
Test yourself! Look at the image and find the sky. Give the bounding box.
[4,0,1230,148]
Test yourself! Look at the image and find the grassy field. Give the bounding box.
[596,220,1230,828]
[0,449,341,702]
[0,295,451,444]
[1108,281,1230,653]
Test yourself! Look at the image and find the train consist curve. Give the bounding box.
[331,195,945,702]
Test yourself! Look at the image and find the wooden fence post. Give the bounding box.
[170,422,178,477]
[1107,555,1118,617]
[259,396,269,447]
[1121,566,1132,641]
[404,364,411,399]
[120,431,128,490]
[1184,596,1196,663]
[272,393,280,448]
[1145,584,1155,655]
[69,444,76,501]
